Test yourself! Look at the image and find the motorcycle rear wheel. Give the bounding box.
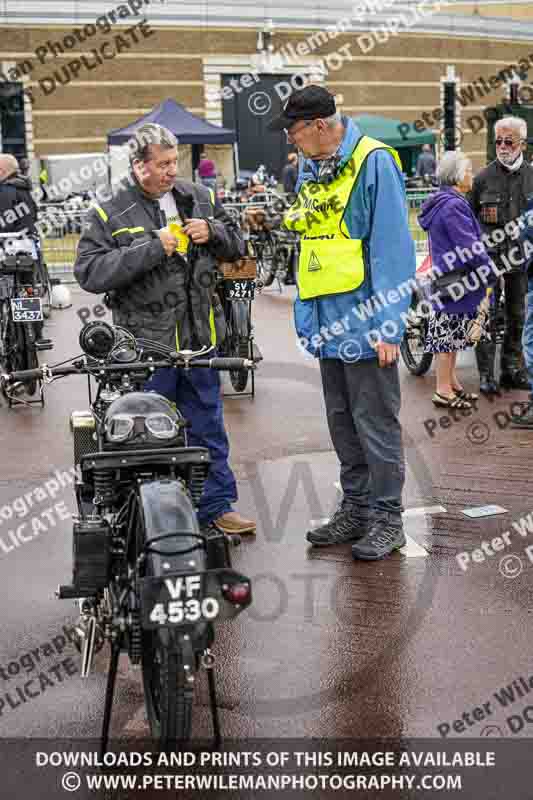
[141,634,193,748]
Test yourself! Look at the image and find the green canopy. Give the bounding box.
[354,114,435,148]
[354,114,436,175]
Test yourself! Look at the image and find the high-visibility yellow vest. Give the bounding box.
[283,136,402,301]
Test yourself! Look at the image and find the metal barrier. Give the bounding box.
[36,189,435,282]
[37,204,88,281]
[406,189,436,254]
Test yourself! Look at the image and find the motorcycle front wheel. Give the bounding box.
[400,291,433,376]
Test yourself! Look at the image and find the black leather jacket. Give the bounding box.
[469,158,533,272]
[0,173,38,236]
[74,174,245,350]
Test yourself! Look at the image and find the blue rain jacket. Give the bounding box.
[293,117,416,360]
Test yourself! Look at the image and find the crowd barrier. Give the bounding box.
[36,189,433,282]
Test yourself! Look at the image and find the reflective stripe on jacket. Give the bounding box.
[74,176,244,350]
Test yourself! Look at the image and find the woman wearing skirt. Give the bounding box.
[418,152,494,410]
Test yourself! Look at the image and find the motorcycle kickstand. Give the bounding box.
[99,635,122,760]
[203,650,221,748]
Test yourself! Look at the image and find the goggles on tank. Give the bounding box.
[105,413,178,443]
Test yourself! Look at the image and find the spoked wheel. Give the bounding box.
[265,242,288,287]
[37,261,53,319]
[400,293,433,376]
[1,314,39,396]
[256,239,275,287]
[141,633,193,749]
[229,334,250,392]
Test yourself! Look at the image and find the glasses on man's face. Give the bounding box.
[495,138,521,147]
[285,120,315,140]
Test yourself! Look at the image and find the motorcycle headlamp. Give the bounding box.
[106,413,178,443]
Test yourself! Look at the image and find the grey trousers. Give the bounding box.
[319,357,405,516]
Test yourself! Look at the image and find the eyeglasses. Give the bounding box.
[495,138,522,147]
[285,120,316,139]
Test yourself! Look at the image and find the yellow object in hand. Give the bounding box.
[168,222,190,255]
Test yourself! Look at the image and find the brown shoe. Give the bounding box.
[213,511,256,535]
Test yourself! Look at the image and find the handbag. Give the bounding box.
[466,289,492,345]
[427,237,471,299]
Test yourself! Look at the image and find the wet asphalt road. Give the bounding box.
[1,282,533,753]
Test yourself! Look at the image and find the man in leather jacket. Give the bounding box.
[469,116,533,393]
[74,123,256,536]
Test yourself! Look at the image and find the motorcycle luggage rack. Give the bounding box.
[140,530,209,558]
[80,446,210,473]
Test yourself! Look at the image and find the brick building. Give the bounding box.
[1,0,533,179]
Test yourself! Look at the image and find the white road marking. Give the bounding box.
[403,505,447,517]
[400,533,428,558]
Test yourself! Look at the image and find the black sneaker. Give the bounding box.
[500,370,530,391]
[306,501,370,546]
[510,401,533,429]
[351,513,406,561]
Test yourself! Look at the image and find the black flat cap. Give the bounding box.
[267,85,336,131]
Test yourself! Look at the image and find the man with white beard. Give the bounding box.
[470,116,533,394]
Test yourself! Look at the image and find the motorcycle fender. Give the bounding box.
[231,299,249,338]
[138,479,211,651]
[138,479,206,578]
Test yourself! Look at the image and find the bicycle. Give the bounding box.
[1,323,254,754]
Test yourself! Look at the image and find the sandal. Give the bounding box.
[432,392,472,409]
[454,389,478,402]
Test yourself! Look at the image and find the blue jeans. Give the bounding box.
[145,366,237,526]
[523,276,533,397]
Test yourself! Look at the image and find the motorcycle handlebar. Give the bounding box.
[1,356,255,388]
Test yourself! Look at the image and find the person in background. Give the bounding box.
[198,151,217,189]
[19,157,30,178]
[418,152,493,410]
[470,116,533,393]
[510,196,533,429]
[0,153,39,235]
[416,144,436,181]
[39,163,49,202]
[281,152,298,194]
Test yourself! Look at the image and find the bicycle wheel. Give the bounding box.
[400,293,433,377]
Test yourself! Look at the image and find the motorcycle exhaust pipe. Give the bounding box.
[74,600,100,678]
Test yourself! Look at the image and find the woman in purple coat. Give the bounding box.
[418,151,494,410]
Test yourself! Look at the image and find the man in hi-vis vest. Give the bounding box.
[268,86,416,560]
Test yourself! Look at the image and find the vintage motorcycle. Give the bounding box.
[0,322,254,753]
